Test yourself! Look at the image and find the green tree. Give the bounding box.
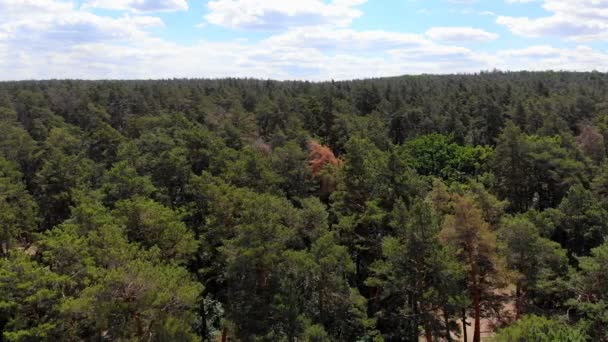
[271,141,317,200]
[554,185,608,258]
[567,241,608,340]
[36,195,203,341]
[309,233,372,341]
[86,121,125,166]
[0,158,38,254]
[219,192,296,339]
[0,252,67,341]
[494,122,587,212]
[100,161,157,206]
[113,197,198,263]
[526,134,587,210]
[331,137,390,292]
[591,162,608,203]
[354,86,381,115]
[403,134,491,183]
[494,315,587,342]
[467,180,509,228]
[368,199,466,341]
[223,145,283,195]
[119,127,192,206]
[0,109,38,180]
[34,128,95,229]
[492,122,533,212]
[61,258,203,341]
[275,233,371,341]
[498,216,568,316]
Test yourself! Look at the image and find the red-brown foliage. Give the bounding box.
[576,124,606,163]
[251,137,272,155]
[307,140,340,176]
[308,141,342,196]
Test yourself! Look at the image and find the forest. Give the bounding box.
[1,71,608,341]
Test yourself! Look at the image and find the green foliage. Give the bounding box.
[113,197,198,263]
[0,252,68,341]
[218,193,297,338]
[221,144,283,194]
[494,315,587,342]
[0,158,38,253]
[100,161,157,205]
[0,111,38,178]
[403,134,491,183]
[271,141,317,199]
[32,196,203,341]
[2,73,608,340]
[591,162,608,203]
[526,134,588,209]
[61,258,202,341]
[554,185,608,258]
[332,112,391,151]
[332,137,389,213]
[498,216,568,314]
[494,122,588,212]
[492,122,532,212]
[118,119,195,206]
[467,180,509,228]
[34,128,95,229]
[368,199,465,341]
[567,242,608,340]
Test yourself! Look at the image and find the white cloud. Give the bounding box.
[0,0,167,80]
[0,30,501,81]
[448,0,477,4]
[496,45,608,71]
[498,0,608,41]
[84,0,188,12]
[0,0,607,81]
[263,27,429,51]
[204,0,367,30]
[2,28,608,81]
[0,0,163,47]
[498,45,561,58]
[0,0,72,17]
[425,27,499,42]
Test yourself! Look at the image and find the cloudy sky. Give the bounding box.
[1,0,608,80]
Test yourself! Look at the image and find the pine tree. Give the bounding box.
[440,195,509,342]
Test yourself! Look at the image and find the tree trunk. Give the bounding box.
[515,283,522,319]
[319,287,324,324]
[134,313,145,340]
[0,317,6,342]
[425,325,433,342]
[444,308,452,342]
[198,296,207,339]
[473,287,481,342]
[411,292,419,342]
[462,309,468,342]
[221,326,228,342]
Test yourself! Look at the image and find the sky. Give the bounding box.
[1,0,608,80]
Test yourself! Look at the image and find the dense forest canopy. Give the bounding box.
[1,71,608,341]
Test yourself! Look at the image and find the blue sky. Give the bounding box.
[1,0,608,80]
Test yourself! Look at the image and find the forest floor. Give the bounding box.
[458,286,516,342]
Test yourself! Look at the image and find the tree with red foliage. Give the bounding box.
[576,124,605,163]
[308,141,341,195]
